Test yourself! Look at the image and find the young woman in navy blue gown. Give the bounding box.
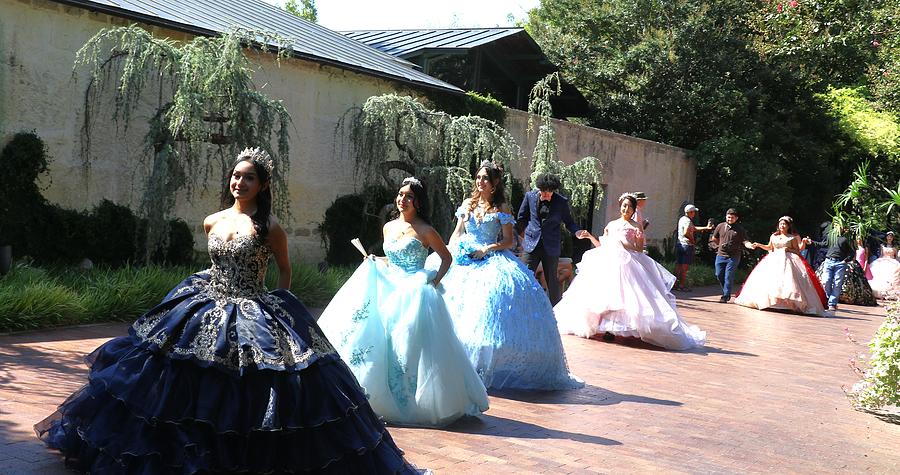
[429,161,582,390]
[35,148,419,473]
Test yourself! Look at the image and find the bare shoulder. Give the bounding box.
[203,209,228,232]
[412,220,437,237]
[266,216,288,245]
[498,203,512,214]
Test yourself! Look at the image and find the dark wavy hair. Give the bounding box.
[618,193,637,211]
[220,154,273,240]
[393,177,431,224]
[467,160,506,213]
[535,173,561,192]
[775,216,795,236]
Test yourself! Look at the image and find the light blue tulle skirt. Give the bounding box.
[427,239,583,390]
[318,259,489,427]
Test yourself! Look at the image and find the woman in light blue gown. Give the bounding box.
[318,177,489,427]
[429,162,583,390]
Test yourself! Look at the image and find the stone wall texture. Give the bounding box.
[1,0,695,262]
[504,109,696,247]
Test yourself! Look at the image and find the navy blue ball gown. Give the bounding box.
[34,234,419,474]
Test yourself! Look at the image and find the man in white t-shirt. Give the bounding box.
[675,204,713,291]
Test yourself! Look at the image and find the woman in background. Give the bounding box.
[430,161,582,390]
[318,177,488,427]
[554,193,706,350]
[868,231,900,299]
[734,216,826,316]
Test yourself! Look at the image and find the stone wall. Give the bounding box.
[503,109,696,247]
[1,0,696,263]
[0,0,409,262]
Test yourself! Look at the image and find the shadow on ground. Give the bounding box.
[490,384,682,407]
[442,413,622,446]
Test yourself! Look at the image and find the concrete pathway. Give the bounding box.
[1,287,898,473]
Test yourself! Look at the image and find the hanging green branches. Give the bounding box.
[338,93,521,235]
[75,25,293,261]
[528,72,603,223]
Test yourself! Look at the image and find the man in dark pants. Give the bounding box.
[709,208,752,303]
[804,225,852,313]
[517,173,588,305]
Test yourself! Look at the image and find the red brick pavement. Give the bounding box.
[1,287,898,474]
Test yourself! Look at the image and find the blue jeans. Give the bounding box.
[821,258,848,308]
[715,254,741,299]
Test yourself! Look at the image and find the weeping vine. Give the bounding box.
[528,73,603,223]
[75,25,293,261]
[337,93,521,235]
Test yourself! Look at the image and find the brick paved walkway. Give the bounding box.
[1,287,898,474]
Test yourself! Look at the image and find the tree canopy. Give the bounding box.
[527,0,900,238]
[284,0,317,23]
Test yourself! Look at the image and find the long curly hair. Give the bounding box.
[220,150,273,240]
[467,160,506,214]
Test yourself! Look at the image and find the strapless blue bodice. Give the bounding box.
[384,236,429,273]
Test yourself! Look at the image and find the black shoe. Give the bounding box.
[719,295,729,303]
[602,331,615,342]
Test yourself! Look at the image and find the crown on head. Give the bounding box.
[237,147,274,175]
[402,176,423,187]
[479,160,504,173]
[618,192,637,203]
[779,215,793,223]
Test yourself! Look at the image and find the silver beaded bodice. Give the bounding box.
[207,235,270,298]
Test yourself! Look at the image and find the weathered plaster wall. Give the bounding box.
[504,109,696,247]
[1,0,695,262]
[0,0,402,262]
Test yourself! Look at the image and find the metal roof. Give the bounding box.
[51,0,462,93]
[342,28,524,59]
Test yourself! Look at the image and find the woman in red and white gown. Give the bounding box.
[868,231,900,299]
[735,216,826,315]
[553,193,706,350]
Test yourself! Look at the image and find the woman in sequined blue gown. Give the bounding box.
[35,149,418,474]
[318,178,489,427]
[428,162,582,390]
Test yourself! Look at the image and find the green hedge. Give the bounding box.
[0,132,194,265]
[0,262,354,333]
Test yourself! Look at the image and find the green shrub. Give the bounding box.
[0,259,354,333]
[0,133,194,266]
[88,199,141,265]
[266,262,354,308]
[850,301,900,409]
[426,91,507,125]
[319,185,393,267]
[0,131,50,247]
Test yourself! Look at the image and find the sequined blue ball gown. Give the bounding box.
[426,206,583,390]
[35,235,418,474]
[318,236,489,427]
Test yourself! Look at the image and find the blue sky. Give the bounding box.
[262,0,539,30]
